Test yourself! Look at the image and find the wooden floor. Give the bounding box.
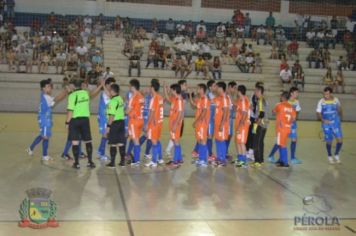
[0,113,355,236]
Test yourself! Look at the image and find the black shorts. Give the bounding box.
[68,117,92,142]
[108,120,126,145]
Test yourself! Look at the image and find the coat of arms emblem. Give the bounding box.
[18,188,59,229]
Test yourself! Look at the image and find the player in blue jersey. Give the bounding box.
[26,79,68,161]
[316,87,343,164]
[226,81,237,160]
[96,77,116,161]
[268,87,303,164]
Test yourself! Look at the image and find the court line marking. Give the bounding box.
[114,168,134,236]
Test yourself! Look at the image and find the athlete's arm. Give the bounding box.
[172,110,184,132]
[89,79,104,98]
[65,110,72,126]
[163,84,171,104]
[220,107,228,131]
[53,88,69,105]
[189,93,197,109]
[237,111,248,131]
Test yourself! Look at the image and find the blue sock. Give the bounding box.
[30,134,42,150]
[290,141,297,160]
[127,140,134,155]
[215,141,221,161]
[269,144,279,157]
[145,139,152,155]
[193,142,199,152]
[158,141,163,160]
[279,147,288,165]
[237,154,242,162]
[133,145,140,162]
[207,138,213,156]
[201,144,208,162]
[139,135,147,145]
[63,140,72,155]
[238,154,247,163]
[177,145,182,161]
[221,140,227,162]
[335,142,343,155]
[326,143,332,156]
[225,138,231,155]
[173,145,181,162]
[42,139,49,156]
[152,144,158,163]
[197,143,203,161]
[98,137,107,155]
[242,155,247,163]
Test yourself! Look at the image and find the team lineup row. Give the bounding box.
[26,76,344,169]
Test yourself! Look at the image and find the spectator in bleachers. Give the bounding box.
[265,26,274,45]
[185,20,193,38]
[176,21,185,36]
[132,37,144,57]
[211,56,222,80]
[287,40,299,59]
[157,34,166,48]
[255,53,262,73]
[315,30,325,49]
[343,30,353,52]
[66,49,78,72]
[246,52,255,73]
[336,55,348,71]
[55,48,66,74]
[173,32,184,45]
[280,56,288,71]
[307,48,322,68]
[114,16,122,38]
[215,22,226,50]
[194,54,208,79]
[146,46,156,68]
[256,25,266,45]
[321,47,331,68]
[15,45,31,73]
[76,42,88,61]
[196,27,207,43]
[294,14,308,40]
[334,69,345,94]
[330,16,338,39]
[196,20,207,33]
[292,59,302,77]
[280,65,292,86]
[102,66,114,80]
[323,67,334,86]
[244,12,251,38]
[265,12,275,28]
[275,25,285,37]
[232,9,244,27]
[6,47,14,71]
[200,41,211,60]
[292,66,305,92]
[165,18,175,40]
[236,24,244,39]
[190,39,199,56]
[176,38,190,55]
[91,50,103,65]
[5,0,15,19]
[270,41,278,59]
[128,51,141,77]
[180,55,192,79]
[228,41,238,63]
[236,52,247,73]
[324,30,336,49]
[348,48,356,71]
[306,28,315,48]
[134,26,148,40]
[172,55,182,77]
[39,51,50,74]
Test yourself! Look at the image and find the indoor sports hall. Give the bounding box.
[0,0,356,236]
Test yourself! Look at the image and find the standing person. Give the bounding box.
[273,92,296,167]
[164,83,184,166]
[66,78,103,169]
[234,85,250,168]
[106,83,126,167]
[97,77,116,161]
[189,83,210,166]
[316,87,343,164]
[141,88,153,159]
[126,79,145,166]
[145,79,164,167]
[226,81,237,160]
[252,85,268,168]
[246,82,263,160]
[268,87,302,164]
[27,79,68,161]
[213,81,230,166]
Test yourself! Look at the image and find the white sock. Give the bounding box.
[166,140,174,153]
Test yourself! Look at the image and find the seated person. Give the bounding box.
[256,25,266,45]
[236,25,245,39]
[280,57,288,71]
[132,38,144,57]
[307,49,321,68]
[172,55,183,78]
[194,54,208,79]
[334,69,345,93]
[196,27,207,43]
[254,53,262,73]
[245,52,255,73]
[336,56,348,70]
[180,55,193,79]
[292,67,305,92]
[270,41,278,59]
[215,23,226,50]
[236,52,247,73]
[146,46,156,68]
[323,67,334,86]
[287,40,299,59]
[91,50,103,65]
[128,52,141,77]
[122,37,133,57]
[266,26,274,45]
[305,29,315,48]
[211,56,222,80]
[228,42,239,63]
[280,65,292,85]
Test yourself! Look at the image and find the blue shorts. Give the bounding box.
[208,120,214,136]
[40,126,52,138]
[98,115,107,135]
[322,124,343,142]
[289,128,297,139]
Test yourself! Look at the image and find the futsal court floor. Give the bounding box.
[0,113,356,236]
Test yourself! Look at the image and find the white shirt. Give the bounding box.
[246,56,254,64]
[257,27,266,33]
[236,26,244,33]
[196,24,206,32]
[317,32,324,39]
[191,43,199,52]
[346,19,356,32]
[84,17,92,26]
[217,25,226,32]
[280,69,292,81]
[174,35,185,44]
[176,24,185,31]
[102,71,114,79]
[44,94,55,107]
[201,44,210,53]
[76,46,88,56]
[306,31,315,39]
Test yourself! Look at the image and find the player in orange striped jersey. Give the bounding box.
[126,79,145,166]
[164,83,185,166]
[213,81,230,166]
[234,85,251,168]
[189,83,210,166]
[145,79,164,167]
[273,91,296,167]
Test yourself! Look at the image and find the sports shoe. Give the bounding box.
[106,162,116,168]
[99,155,109,161]
[236,161,247,168]
[166,160,174,165]
[158,159,165,164]
[26,148,33,156]
[275,162,289,168]
[42,156,52,161]
[291,158,302,164]
[72,163,80,169]
[208,155,216,162]
[328,156,335,164]
[178,160,184,164]
[131,161,140,167]
[118,161,125,167]
[334,155,341,164]
[80,153,87,159]
[191,151,199,158]
[87,162,96,169]
[217,161,227,167]
[145,161,157,167]
[61,153,73,160]
[268,156,276,163]
[196,160,208,167]
[253,162,262,168]
[144,154,152,160]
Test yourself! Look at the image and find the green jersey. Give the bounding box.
[67,90,90,118]
[107,95,125,121]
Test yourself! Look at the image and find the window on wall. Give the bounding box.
[201,0,281,12]
[106,0,192,6]
[289,0,356,16]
